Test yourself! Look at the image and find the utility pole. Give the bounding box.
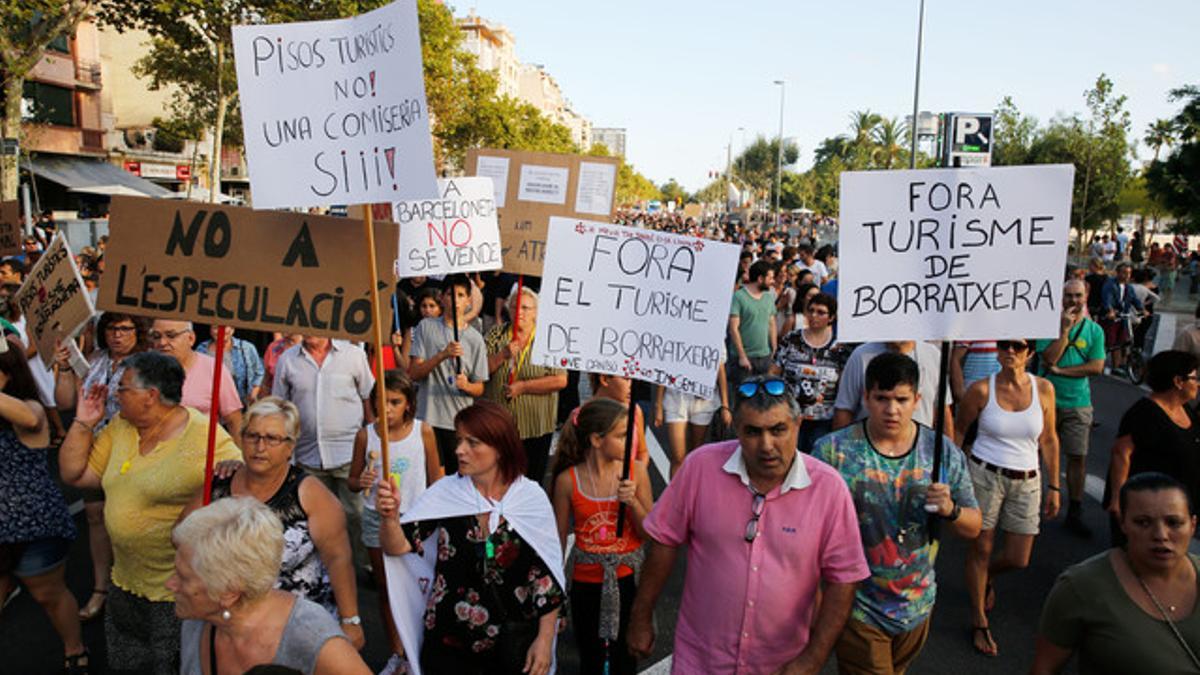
[773,80,786,227]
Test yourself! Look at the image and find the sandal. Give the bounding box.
[78,589,107,621]
[971,625,998,657]
[65,649,90,674]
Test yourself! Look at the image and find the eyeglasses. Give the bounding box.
[744,491,766,542]
[105,325,136,334]
[148,330,191,341]
[243,432,293,448]
[996,340,1030,353]
[736,378,787,399]
[805,306,830,316]
[115,385,146,395]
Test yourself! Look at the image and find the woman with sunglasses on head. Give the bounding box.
[179,397,365,650]
[954,338,1060,657]
[1103,350,1200,546]
[771,292,850,453]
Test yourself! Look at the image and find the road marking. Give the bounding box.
[640,655,672,674]
[1085,473,1106,503]
[645,426,672,484]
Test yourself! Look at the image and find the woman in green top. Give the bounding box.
[1032,472,1200,674]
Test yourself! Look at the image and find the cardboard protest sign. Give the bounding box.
[232,0,437,209]
[683,203,702,219]
[532,217,740,397]
[465,149,620,276]
[393,177,502,277]
[0,201,23,257]
[98,196,395,340]
[837,165,1075,343]
[15,234,95,365]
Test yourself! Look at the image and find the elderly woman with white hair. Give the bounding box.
[171,497,370,674]
[484,282,568,483]
[181,397,364,649]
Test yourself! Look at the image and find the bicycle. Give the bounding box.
[1106,310,1148,384]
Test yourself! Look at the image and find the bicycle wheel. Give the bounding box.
[1128,349,1147,385]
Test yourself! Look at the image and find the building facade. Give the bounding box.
[592,127,627,157]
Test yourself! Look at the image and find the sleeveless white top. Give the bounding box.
[971,374,1043,472]
[363,421,428,512]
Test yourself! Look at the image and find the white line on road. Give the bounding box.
[645,425,671,484]
[1085,473,1106,503]
[640,655,672,675]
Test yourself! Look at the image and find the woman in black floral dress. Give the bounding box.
[379,400,564,675]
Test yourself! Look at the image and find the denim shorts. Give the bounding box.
[12,537,71,578]
[361,506,381,549]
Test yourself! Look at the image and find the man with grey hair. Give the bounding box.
[1035,279,1105,536]
[150,319,243,446]
[628,375,869,674]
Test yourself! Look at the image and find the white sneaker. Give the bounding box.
[378,653,408,675]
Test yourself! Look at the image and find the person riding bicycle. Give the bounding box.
[1100,263,1144,375]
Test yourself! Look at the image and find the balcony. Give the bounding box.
[75,60,101,89]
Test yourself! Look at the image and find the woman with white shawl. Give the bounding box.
[379,400,565,675]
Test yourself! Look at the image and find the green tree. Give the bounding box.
[1144,118,1175,162]
[0,1,92,200]
[1027,75,1133,238]
[659,178,688,205]
[871,117,907,169]
[847,109,882,168]
[992,96,1037,166]
[732,135,799,205]
[1145,85,1200,231]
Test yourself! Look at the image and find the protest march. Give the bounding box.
[3,2,1200,675]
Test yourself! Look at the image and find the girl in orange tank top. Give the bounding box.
[551,398,651,675]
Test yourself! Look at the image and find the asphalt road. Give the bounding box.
[0,374,1146,674]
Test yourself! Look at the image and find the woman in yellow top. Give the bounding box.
[484,284,567,484]
[59,351,240,675]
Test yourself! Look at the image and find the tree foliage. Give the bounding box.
[0,0,92,199]
[1145,84,1200,231]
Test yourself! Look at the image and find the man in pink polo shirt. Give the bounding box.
[629,375,869,674]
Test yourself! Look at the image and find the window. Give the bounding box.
[22,81,74,126]
[46,35,70,54]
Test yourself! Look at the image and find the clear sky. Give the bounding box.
[452,0,1199,192]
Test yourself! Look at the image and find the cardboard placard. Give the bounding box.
[465,149,620,276]
[682,203,703,219]
[837,165,1075,342]
[0,201,23,257]
[232,0,437,209]
[393,177,502,277]
[532,217,740,397]
[97,196,396,340]
[15,234,95,365]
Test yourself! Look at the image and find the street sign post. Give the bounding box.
[941,112,993,167]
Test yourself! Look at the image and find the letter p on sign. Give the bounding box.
[955,117,980,145]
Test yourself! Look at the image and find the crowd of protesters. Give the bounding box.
[2,212,1200,675]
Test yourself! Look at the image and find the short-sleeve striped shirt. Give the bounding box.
[484,323,565,439]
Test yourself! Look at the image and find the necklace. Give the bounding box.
[1128,552,1184,614]
[1126,552,1200,668]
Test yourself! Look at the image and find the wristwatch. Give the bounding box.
[340,615,362,626]
[946,503,962,522]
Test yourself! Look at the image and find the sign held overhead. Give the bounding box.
[98,196,396,341]
[15,234,95,366]
[837,165,1074,343]
[393,177,503,277]
[533,217,740,397]
[232,0,437,208]
[465,149,620,276]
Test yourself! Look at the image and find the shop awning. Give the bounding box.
[23,156,173,198]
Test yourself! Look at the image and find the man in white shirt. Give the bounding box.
[273,336,375,567]
[795,243,829,286]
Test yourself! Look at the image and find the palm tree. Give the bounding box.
[1144,119,1175,162]
[872,117,909,169]
[847,110,883,169]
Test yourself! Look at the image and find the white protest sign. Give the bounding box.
[837,164,1075,342]
[533,217,741,397]
[393,177,502,277]
[232,0,437,209]
[15,233,96,366]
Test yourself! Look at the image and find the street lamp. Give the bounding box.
[726,126,745,213]
[773,80,785,227]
